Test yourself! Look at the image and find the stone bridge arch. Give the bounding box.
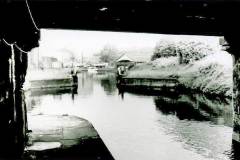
[1,0,240,158]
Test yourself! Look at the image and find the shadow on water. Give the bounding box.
[154,93,233,126]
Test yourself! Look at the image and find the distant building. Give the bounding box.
[117,55,133,62]
[116,54,135,68]
[94,63,108,69]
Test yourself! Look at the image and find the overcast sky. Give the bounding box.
[36,29,221,60]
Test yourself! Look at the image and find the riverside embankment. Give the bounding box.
[121,51,233,98]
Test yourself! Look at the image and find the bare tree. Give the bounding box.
[97,45,120,63]
[151,40,177,61]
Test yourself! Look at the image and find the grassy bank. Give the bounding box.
[126,51,233,97]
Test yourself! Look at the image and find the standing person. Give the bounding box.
[117,66,124,85]
[117,66,126,76]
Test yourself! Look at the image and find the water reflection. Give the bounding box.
[153,94,233,159]
[100,75,117,95]
[153,94,233,126]
[154,95,210,121]
[26,72,235,160]
[77,72,94,97]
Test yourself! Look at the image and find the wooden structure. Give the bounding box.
[116,54,135,68]
[118,77,179,92]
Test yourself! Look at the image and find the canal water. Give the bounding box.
[26,72,235,160]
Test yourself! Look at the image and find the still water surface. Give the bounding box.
[27,72,234,160]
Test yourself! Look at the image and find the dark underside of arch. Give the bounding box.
[0,0,240,52]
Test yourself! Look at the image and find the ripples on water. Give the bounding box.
[26,72,237,160]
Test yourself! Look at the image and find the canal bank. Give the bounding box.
[24,69,78,90]
[117,76,232,99]
[24,114,113,160]
[123,51,232,98]
[117,77,180,93]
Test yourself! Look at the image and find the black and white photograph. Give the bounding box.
[0,0,240,160]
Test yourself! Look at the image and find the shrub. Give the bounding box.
[151,40,214,64]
